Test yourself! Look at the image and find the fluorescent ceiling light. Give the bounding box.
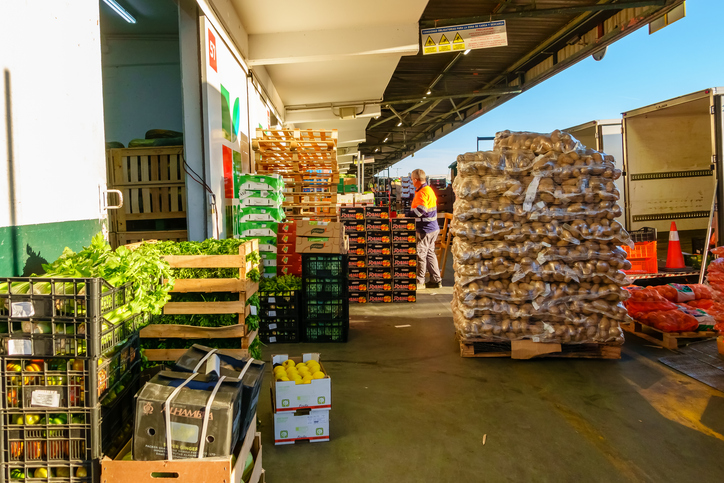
[102,0,136,23]
[464,49,471,55]
[426,90,431,95]
[383,137,389,143]
[396,121,402,127]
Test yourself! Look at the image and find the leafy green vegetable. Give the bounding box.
[259,275,302,293]
[248,338,262,360]
[39,232,173,316]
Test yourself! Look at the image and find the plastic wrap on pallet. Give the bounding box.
[451,129,630,346]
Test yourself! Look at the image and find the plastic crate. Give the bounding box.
[1,336,140,411]
[622,241,658,274]
[0,278,143,359]
[302,255,347,278]
[1,460,96,482]
[98,373,140,459]
[302,318,349,343]
[258,326,300,344]
[303,299,347,322]
[630,227,657,243]
[303,278,346,300]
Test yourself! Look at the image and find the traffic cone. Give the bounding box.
[665,221,686,269]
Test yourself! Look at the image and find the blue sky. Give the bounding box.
[389,0,722,178]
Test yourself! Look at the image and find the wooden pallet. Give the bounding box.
[113,230,187,247]
[255,150,336,163]
[622,320,718,350]
[106,146,187,248]
[255,128,337,143]
[141,239,260,361]
[458,335,621,360]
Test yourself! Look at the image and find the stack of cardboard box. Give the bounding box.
[341,207,368,303]
[392,217,418,303]
[364,207,393,303]
[271,353,331,445]
[277,222,300,276]
[296,220,348,254]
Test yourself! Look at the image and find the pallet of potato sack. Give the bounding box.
[458,335,621,360]
[622,320,717,350]
[139,239,260,361]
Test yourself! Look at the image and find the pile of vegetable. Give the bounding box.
[260,275,302,293]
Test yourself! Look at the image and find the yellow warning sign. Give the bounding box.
[438,33,451,52]
[424,35,437,54]
[452,32,466,50]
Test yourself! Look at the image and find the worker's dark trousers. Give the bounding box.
[416,230,441,285]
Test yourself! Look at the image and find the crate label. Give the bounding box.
[11,302,34,317]
[250,305,258,316]
[31,390,60,408]
[268,323,277,330]
[268,297,276,304]
[268,310,276,317]
[7,339,32,355]
[269,336,277,343]
[307,413,327,425]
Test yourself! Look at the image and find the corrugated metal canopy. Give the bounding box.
[359,0,685,176]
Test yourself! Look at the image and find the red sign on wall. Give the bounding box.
[208,29,217,72]
[223,145,233,198]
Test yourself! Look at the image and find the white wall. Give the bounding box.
[101,37,183,146]
[0,0,107,227]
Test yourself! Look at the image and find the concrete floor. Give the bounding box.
[258,262,724,482]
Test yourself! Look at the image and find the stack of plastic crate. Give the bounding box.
[0,278,143,481]
[300,256,349,342]
[258,290,300,344]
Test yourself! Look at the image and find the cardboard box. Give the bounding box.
[340,207,365,220]
[366,231,391,244]
[368,268,392,280]
[272,404,330,445]
[349,292,368,304]
[393,291,417,303]
[278,222,296,235]
[348,233,367,245]
[365,207,390,219]
[392,243,417,256]
[367,244,392,256]
[366,219,391,231]
[296,236,348,254]
[368,280,392,292]
[392,231,417,244]
[349,268,368,280]
[393,255,417,268]
[277,243,296,255]
[133,370,244,460]
[278,264,302,277]
[277,253,301,267]
[393,267,417,280]
[271,354,331,411]
[263,258,277,268]
[393,279,417,291]
[103,414,263,483]
[343,219,366,232]
[349,280,368,292]
[348,255,367,268]
[296,220,344,238]
[277,232,296,245]
[239,222,278,238]
[367,255,392,268]
[348,244,366,257]
[368,291,393,303]
[391,218,416,231]
[344,177,357,185]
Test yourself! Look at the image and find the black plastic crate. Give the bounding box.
[258,321,300,344]
[0,278,133,321]
[98,373,140,459]
[302,255,347,278]
[1,312,147,359]
[630,227,657,243]
[1,336,140,411]
[0,408,96,463]
[303,278,346,300]
[258,291,298,310]
[303,299,347,322]
[302,318,349,343]
[1,460,97,482]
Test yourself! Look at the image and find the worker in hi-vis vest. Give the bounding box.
[404,169,442,290]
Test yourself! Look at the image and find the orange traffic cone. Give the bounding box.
[665,221,686,269]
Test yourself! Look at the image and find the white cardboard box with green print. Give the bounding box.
[271,353,331,411]
[272,407,330,445]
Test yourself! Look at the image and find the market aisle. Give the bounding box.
[258,289,724,483]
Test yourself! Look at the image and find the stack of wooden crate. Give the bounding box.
[140,239,260,361]
[106,146,188,248]
[252,128,339,221]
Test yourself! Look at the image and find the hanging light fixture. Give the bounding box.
[102,0,136,23]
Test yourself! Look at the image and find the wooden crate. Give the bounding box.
[106,146,187,248]
[622,320,718,350]
[113,230,187,247]
[458,335,621,359]
[141,239,260,361]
